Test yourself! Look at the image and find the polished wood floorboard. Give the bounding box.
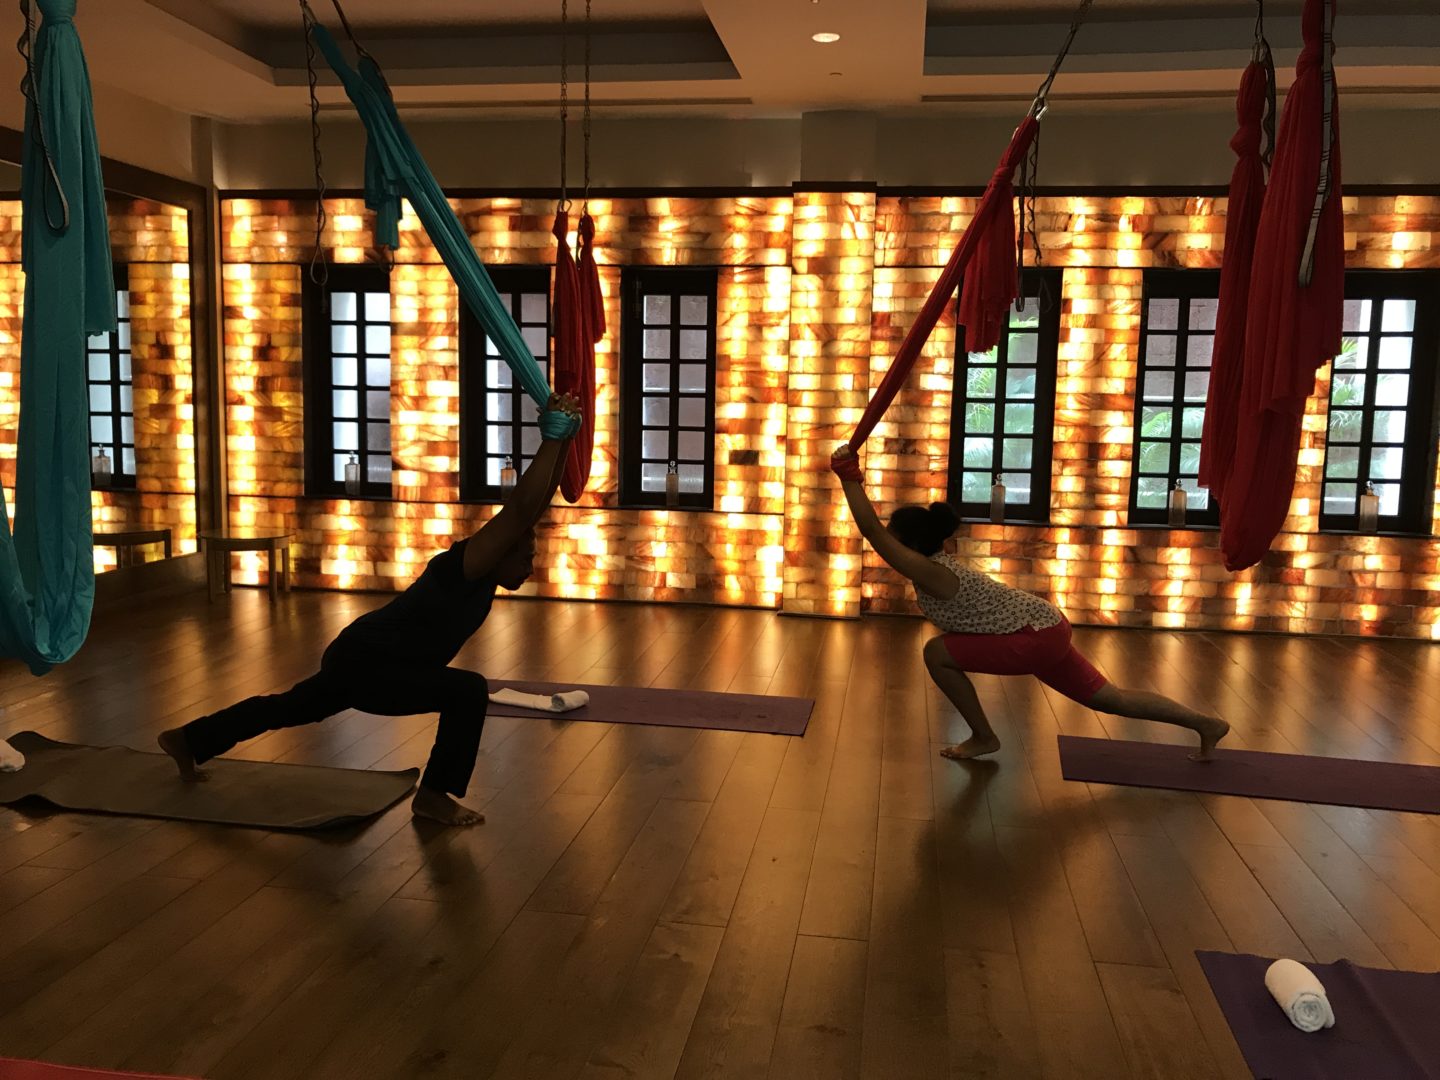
[2,588,1439,1079]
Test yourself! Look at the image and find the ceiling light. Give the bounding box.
[811,31,840,43]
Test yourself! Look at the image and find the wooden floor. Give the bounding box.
[3,589,1440,1079]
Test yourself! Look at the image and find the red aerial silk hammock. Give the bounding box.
[1219,0,1343,571]
[1198,53,1273,507]
[551,208,600,502]
[570,209,603,495]
[843,115,1040,472]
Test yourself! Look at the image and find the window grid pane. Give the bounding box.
[948,271,1059,522]
[307,266,393,497]
[622,271,718,508]
[1129,271,1222,525]
[86,267,135,489]
[1320,273,1436,532]
[460,269,552,500]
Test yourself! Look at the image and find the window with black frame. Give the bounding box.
[1320,271,1440,534]
[1130,269,1221,527]
[87,265,135,488]
[459,266,552,501]
[303,264,393,498]
[948,268,1061,522]
[620,267,718,509]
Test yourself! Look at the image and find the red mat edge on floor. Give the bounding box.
[0,1059,197,1080]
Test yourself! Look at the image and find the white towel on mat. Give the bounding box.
[0,738,23,773]
[489,688,590,714]
[1264,958,1335,1033]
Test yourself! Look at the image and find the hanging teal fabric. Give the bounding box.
[0,0,115,676]
[309,25,577,439]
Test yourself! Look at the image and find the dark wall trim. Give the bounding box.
[216,183,1440,203]
[218,186,797,202]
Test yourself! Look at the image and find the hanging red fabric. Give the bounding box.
[848,115,1039,451]
[557,210,601,501]
[550,209,593,502]
[1198,57,1272,507]
[1219,0,1343,571]
[955,159,1022,357]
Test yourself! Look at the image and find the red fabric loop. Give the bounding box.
[1198,58,1272,507]
[1219,0,1343,571]
[830,453,863,482]
[551,209,601,504]
[849,115,1039,453]
[956,158,1021,356]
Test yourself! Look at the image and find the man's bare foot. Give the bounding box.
[1190,717,1230,762]
[157,728,208,781]
[941,736,1002,761]
[411,786,484,826]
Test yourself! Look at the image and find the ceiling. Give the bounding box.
[50,0,1440,122]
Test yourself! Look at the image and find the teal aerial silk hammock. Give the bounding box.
[308,24,578,440]
[0,0,115,676]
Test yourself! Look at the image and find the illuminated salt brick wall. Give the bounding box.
[869,193,1440,639]
[222,196,790,604]
[0,198,195,573]
[783,191,875,616]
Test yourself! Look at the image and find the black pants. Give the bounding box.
[181,643,490,797]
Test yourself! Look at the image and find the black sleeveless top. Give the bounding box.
[330,540,498,667]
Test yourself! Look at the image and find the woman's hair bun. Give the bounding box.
[928,502,961,533]
[888,501,961,556]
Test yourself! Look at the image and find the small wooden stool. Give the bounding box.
[92,527,173,568]
[199,530,293,602]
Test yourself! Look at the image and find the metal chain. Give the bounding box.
[1014,125,1043,312]
[16,0,68,230]
[328,0,369,60]
[1025,131,1043,269]
[299,0,329,285]
[582,0,592,209]
[1030,0,1095,118]
[1299,0,1337,286]
[582,0,592,207]
[558,0,570,209]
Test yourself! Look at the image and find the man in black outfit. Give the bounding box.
[158,394,580,827]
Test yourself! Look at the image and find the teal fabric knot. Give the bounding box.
[310,23,566,428]
[538,410,580,440]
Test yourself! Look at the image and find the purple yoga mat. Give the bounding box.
[486,681,812,737]
[1197,951,1440,1080]
[1057,735,1440,815]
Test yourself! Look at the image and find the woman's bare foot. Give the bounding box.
[1190,717,1230,762]
[157,728,207,781]
[411,786,484,826]
[941,736,1002,761]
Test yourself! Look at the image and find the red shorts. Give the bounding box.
[941,619,1108,705]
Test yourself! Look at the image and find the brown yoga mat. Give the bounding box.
[1058,734,1440,815]
[0,731,418,830]
[1197,951,1440,1080]
[487,681,813,737]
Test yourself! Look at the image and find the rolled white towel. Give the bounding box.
[0,738,23,773]
[489,688,590,714]
[1264,958,1335,1033]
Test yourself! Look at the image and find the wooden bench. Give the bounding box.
[92,527,173,568]
[199,530,293,602]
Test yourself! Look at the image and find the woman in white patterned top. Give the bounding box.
[831,445,1228,762]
